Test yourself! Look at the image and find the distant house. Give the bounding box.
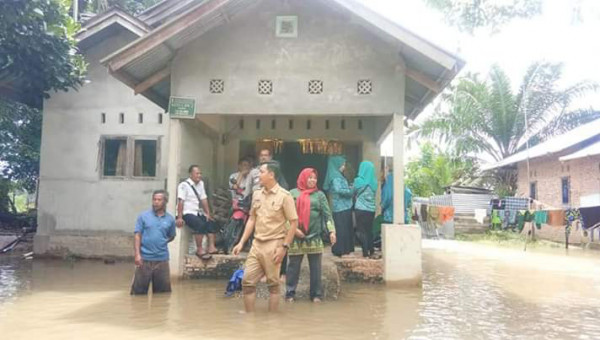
[484,119,600,208]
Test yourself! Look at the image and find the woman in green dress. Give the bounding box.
[286,168,336,302]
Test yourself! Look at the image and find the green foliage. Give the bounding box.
[0,0,87,102]
[424,0,542,33]
[416,62,598,194]
[405,142,476,197]
[0,100,42,194]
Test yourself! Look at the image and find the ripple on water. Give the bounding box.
[1,242,600,339]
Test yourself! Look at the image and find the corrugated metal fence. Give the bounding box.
[425,193,496,214]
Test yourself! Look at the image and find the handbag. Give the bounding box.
[351,186,369,228]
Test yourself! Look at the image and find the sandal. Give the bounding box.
[369,253,382,260]
[201,253,213,260]
[285,297,295,303]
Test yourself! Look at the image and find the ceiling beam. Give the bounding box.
[109,71,168,109]
[405,68,442,94]
[134,67,170,95]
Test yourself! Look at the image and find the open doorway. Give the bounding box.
[239,141,362,189]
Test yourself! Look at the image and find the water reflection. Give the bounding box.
[1,241,599,339]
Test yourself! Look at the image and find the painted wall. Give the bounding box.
[35,30,168,257]
[171,0,406,115]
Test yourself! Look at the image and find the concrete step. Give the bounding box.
[182,251,385,300]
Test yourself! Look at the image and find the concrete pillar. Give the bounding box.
[392,112,405,225]
[382,224,422,285]
[167,119,188,277]
[381,70,421,285]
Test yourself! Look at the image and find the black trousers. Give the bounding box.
[130,260,171,295]
[331,209,354,256]
[355,210,375,257]
[285,253,323,300]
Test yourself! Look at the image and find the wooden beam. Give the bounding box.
[104,0,230,72]
[405,68,442,94]
[398,53,442,94]
[109,71,168,109]
[134,67,170,95]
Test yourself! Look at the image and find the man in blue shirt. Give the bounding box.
[131,190,177,295]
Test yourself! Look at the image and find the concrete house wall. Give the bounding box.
[35,30,169,257]
[171,0,405,116]
[169,0,405,183]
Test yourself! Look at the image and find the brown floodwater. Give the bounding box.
[1,240,599,339]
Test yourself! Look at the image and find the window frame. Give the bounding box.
[99,135,161,180]
[529,181,537,200]
[561,176,570,205]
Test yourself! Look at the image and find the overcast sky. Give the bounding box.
[374,0,600,160]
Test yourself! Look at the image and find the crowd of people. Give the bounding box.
[130,148,411,313]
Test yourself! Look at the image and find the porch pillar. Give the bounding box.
[167,119,189,277]
[392,112,405,225]
[382,70,422,285]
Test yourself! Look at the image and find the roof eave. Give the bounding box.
[76,9,150,44]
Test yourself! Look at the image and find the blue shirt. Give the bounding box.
[355,186,376,212]
[329,177,353,213]
[134,209,176,261]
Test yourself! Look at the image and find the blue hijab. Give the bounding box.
[381,173,393,209]
[354,161,377,192]
[323,155,346,192]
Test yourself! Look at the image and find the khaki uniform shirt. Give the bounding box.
[250,184,298,241]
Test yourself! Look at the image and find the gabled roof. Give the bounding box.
[76,7,150,49]
[101,0,465,111]
[482,118,600,170]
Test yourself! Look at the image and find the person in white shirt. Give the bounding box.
[176,165,216,260]
[229,157,251,200]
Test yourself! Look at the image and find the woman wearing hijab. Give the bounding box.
[381,171,413,225]
[354,161,378,259]
[286,168,336,302]
[323,155,354,257]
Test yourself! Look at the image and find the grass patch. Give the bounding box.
[456,230,562,249]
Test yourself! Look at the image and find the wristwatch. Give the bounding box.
[282,243,289,250]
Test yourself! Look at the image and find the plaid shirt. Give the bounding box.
[503,197,529,211]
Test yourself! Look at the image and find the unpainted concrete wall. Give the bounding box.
[36,30,168,257]
[171,0,405,115]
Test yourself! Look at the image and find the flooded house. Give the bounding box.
[34,0,464,276]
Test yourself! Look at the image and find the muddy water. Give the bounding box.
[1,241,599,339]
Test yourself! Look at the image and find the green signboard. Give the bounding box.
[168,97,196,118]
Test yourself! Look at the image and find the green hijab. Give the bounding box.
[354,161,377,192]
[323,155,346,192]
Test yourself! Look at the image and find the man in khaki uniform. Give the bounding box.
[233,162,298,312]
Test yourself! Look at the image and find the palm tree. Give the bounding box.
[415,62,598,193]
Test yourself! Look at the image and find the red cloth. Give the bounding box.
[296,168,318,233]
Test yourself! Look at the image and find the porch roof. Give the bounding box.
[100,0,465,114]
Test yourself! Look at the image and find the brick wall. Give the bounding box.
[516,153,600,208]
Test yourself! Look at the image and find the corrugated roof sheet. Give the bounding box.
[482,118,600,170]
[559,140,600,161]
